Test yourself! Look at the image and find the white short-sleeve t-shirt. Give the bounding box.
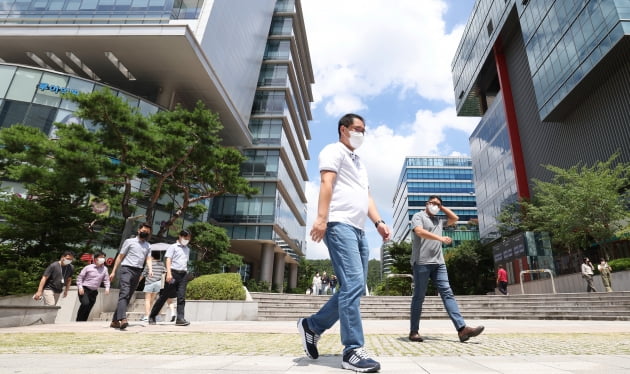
[318,142,369,230]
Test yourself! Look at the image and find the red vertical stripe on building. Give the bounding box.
[493,38,530,199]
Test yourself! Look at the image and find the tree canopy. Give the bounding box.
[497,152,630,256]
[61,89,257,236]
[0,89,255,294]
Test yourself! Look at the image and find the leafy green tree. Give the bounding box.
[496,200,533,237]
[187,222,242,276]
[373,241,414,296]
[385,240,412,274]
[140,102,256,236]
[444,240,494,295]
[61,89,152,220]
[0,89,257,295]
[367,258,382,293]
[0,125,99,256]
[0,125,103,295]
[296,257,317,292]
[499,153,630,257]
[64,90,257,236]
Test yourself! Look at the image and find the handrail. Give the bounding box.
[519,269,556,294]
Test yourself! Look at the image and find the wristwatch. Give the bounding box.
[374,219,385,228]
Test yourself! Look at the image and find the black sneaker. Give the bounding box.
[148,317,156,325]
[297,317,320,359]
[175,319,190,326]
[342,347,380,373]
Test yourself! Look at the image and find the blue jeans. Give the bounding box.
[410,263,466,332]
[307,222,369,354]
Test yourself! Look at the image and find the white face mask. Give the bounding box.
[348,131,364,149]
[179,238,190,246]
[96,258,106,265]
[62,259,73,266]
[427,204,440,215]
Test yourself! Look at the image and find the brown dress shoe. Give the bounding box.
[409,331,424,342]
[119,318,129,330]
[458,325,484,342]
[110,320,120,329]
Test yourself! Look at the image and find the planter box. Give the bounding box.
[0,305,60,327]
[185,300,258,321]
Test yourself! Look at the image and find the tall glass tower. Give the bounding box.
[0,0,314,291]
[388,156,479,274]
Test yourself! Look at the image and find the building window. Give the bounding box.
[171,0,202,19]
[249,118,282,145]
[264,40,291,60]
[241,149,280,177]
[258,64,288,86]
[270,16,292,36]
[274,0,294,12]
[252,91,286,114]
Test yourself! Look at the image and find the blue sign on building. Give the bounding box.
[37,82,80,95]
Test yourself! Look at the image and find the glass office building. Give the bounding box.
[388,156,479,274]
[453,0,630,243]
[0,0,314,291]
[453,0,630,282]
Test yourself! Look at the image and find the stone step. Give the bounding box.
[95,291,172,321]
[250,291,630,321]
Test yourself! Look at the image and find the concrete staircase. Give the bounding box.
[251,291,630,321]
[96,293,172,322]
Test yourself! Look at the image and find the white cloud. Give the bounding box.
[301,0,477,259]
[302,0,468,117]
[356,107,477,239]
[304,107,478,259]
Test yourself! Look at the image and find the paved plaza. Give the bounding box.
[1,319,629,373]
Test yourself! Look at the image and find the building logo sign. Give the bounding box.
[37,82,80,95]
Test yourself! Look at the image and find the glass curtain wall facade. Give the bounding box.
[0,0,204,23]
[453,0,630,245]
[0,0,314,291]
[469,92,516,240]
[0,64,159,134]
[208,0,313,289]
[390,156,479,271]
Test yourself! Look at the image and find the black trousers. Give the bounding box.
[76,287,99,321]
[113,266,143,321]
[150,271,188,321]
[498,281,508,295]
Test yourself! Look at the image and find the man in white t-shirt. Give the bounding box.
[298,113,390,373]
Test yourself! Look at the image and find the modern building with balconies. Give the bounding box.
[0,0,314,291]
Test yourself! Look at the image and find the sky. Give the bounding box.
[300,0,480,260]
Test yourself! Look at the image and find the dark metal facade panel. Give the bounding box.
[506,27,630,188]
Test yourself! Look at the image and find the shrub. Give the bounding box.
[372,276,413,296]
[609,258,630,272]
[186,273,246,300]
[244,279,270,292]
[0,269,29,296]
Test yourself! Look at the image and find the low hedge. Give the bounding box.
[186,273,246,301]
[608,258,630,272]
